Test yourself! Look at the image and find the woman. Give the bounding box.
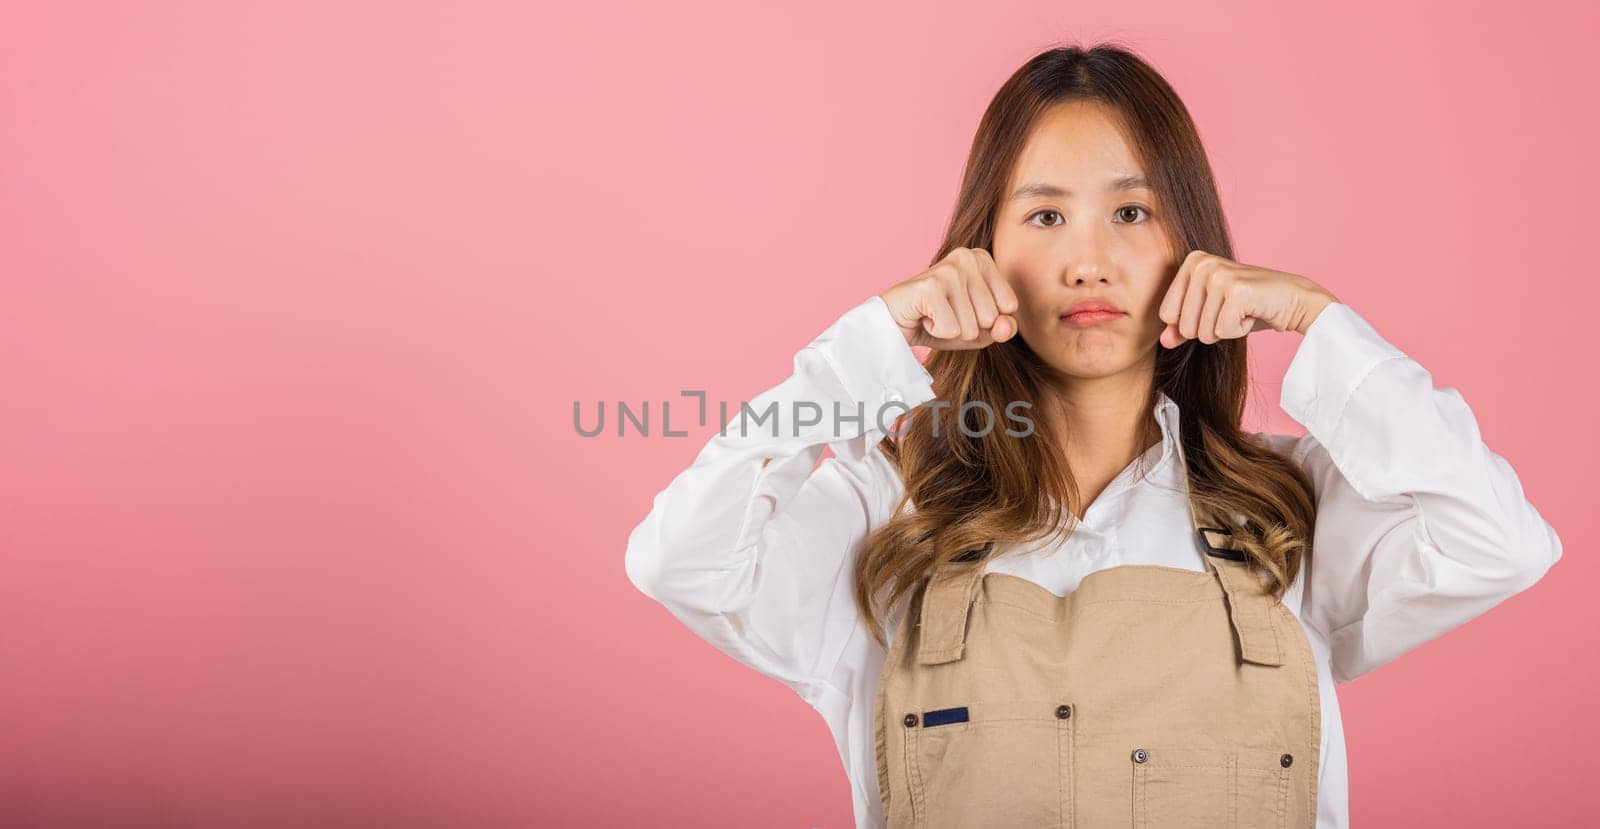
[624,44,1561,828]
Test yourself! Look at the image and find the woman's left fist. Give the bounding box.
[1158,250,1338,349]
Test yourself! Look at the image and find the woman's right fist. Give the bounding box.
[880,247,1020,350]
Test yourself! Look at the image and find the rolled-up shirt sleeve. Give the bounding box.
[624,295,936,699]
[1264,302,1563,684]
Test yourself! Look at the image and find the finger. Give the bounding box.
[1198,279,1226,344]
[1160,321,1184,349]
[974,249,1020,315]
[1217,290,1252,339]
[920,282,959,340]
[974,249,1021,343]
[944,271,980,340]
[1178,261,1208,341]
[965,267,1000,330]
[965,253,1000,327]
[1161,250,1202,325]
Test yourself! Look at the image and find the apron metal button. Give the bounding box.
[903,713,918,728]
[1281,753,1293,767]
[1055,705,1071,719]
[1132,748,1148,764]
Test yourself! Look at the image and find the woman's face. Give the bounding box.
[991,100,1179,382]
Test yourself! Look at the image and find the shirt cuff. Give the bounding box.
[805,294,938,427]
[1279,302,1408,443]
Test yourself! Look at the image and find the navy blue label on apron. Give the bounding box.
[922,706,969,727]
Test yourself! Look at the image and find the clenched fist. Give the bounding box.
[1158,250,1339,348]
[880,247,1021,350]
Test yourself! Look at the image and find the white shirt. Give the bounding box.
[624,294,1563,828]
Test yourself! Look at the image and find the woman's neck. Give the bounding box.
[1046,371,1162,520]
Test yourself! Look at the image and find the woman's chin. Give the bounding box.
[1045,346,1144,381]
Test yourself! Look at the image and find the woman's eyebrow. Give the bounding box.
[1008,175,1152,201]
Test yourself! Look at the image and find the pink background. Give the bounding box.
[2,2,1594,826]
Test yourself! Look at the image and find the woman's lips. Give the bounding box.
[1060,310,1124,325]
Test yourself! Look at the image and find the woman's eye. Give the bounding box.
[1027,206,1150,227]
[1115,205,1151,223]
[1027,209,1063,227]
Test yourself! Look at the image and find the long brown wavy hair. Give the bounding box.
[852,43,1318,648]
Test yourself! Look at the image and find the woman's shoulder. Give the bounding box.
[1245,428,1302,455]
[1243,428,1333,476]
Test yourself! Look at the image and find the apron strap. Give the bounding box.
[914,543,992,666]
[1191,499,1287,667]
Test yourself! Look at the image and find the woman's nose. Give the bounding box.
[1064,252,1114,284]
[1065,265,1110,284]
[1062,224,1114,284]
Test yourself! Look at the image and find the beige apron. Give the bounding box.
[873,500,1320,828]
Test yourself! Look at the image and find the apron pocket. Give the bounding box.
[907,699,1068,828]
[1131,746,1289,829]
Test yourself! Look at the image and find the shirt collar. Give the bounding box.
[1153,390,1182,474]
[1072,391,1184,525]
